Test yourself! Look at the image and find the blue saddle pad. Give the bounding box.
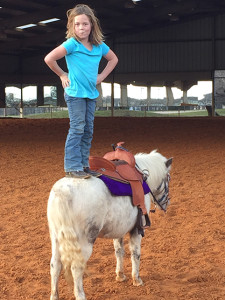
[99,175,150,196]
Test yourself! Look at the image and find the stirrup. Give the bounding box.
[141,214,151,229]
[136,208,151,237]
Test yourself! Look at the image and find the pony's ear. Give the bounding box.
[165,157,173,168]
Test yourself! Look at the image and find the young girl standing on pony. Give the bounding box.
[44,4,118,178]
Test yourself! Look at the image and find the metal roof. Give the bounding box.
[1,0,225,56]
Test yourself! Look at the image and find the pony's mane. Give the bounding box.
[135,150,168,190]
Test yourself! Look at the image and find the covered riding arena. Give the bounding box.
[1,1,225,299]
[1,117,225,299]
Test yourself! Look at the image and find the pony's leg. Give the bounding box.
[71,242,94,300]
[113,238,126,282]
[129,231,144,286]
[71,264,86,300]
[50,236,62,300]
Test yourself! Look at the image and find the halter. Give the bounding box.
[135,161,171,213]
[149,173,171,213]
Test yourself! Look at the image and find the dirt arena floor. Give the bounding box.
[1,116,225,300]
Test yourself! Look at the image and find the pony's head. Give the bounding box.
[135,150,172,212]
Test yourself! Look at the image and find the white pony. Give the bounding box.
[47,150,172,300]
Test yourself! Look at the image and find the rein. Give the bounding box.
[135,161,170,213]
[149,189,166,213]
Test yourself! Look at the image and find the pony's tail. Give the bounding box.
[58,226,86,284]
[48,188,86,284]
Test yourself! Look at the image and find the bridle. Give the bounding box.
[149,173,171,213]
[135,161,171,213]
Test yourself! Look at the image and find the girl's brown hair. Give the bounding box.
[66,4,104,45]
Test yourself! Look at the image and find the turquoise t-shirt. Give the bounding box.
[62,38,110,99]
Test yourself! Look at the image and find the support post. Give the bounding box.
[166,86,174,106]
[147,86,151,107]
[20,84,24,118]
[0,84,6,108]
[111,81,114,117]
[37,85,44,106]
[120,84,128,107]
[212,75,215,117]
[182,90,188,103]
[211,16,216,117]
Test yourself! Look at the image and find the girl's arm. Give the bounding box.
[97,49,118,85]
[44,45,70,88]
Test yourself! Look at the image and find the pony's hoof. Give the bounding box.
[133,277,144,286]
[50,295,59,300]
[116,273,127,282]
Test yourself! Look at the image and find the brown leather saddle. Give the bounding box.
[89,142,150,235]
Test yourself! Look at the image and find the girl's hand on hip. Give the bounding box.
[96,74,103,85]
[60,73,70,88]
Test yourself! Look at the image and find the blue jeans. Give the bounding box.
[64,93,96,172]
